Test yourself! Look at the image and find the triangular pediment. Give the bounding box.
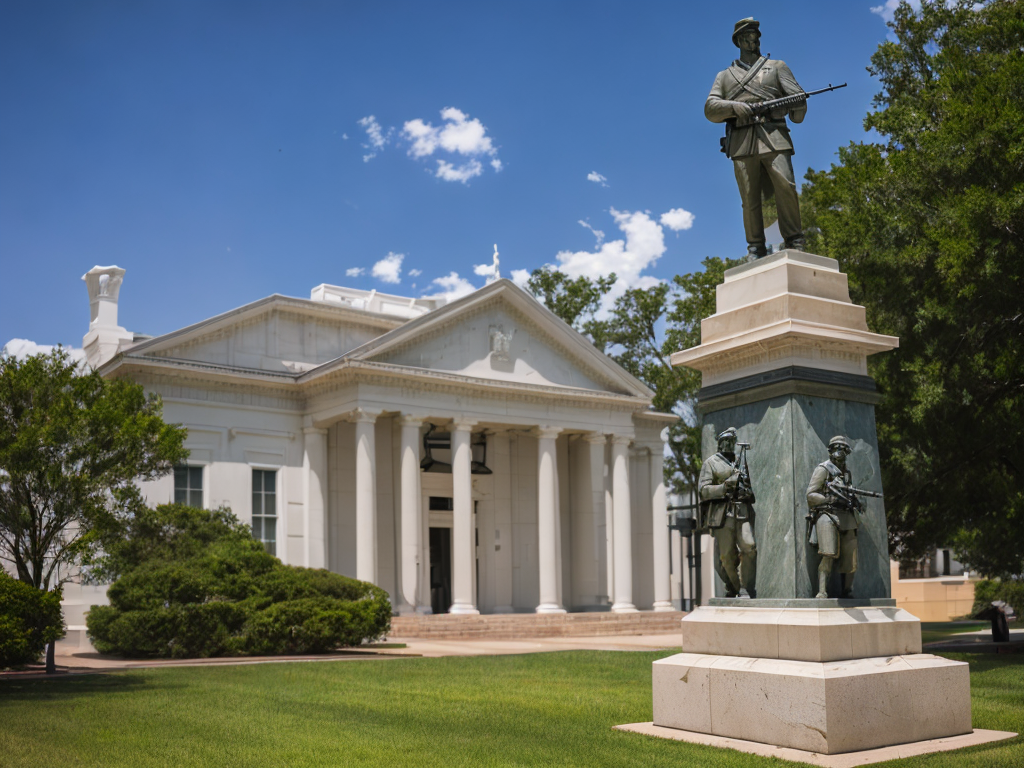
[119,296,401,374]
[334,280,653,398]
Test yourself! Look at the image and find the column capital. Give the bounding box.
[582,432,608,445]
[639,441,666,455]
[450,417,478,432]
[350,407,381,424]
[609,434,634,447]
[398,414,426,428]
[533,425,563,440]
[303,426,329,436]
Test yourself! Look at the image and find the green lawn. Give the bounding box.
[920,620,994,645]
[1,650,1022,767]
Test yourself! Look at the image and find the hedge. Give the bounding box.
[87,504,391,658]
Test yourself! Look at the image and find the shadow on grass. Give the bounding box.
[0,671,173,702]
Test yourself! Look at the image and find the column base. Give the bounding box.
[611,602,638,613]
[394,603,418,617]
[652,601,676,612]
[415,605,433,615]
[449,603,480,615]
[536,603,567,614]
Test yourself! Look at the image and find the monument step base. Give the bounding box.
[390,610,684,640]
[613,723,1017,768]
[682,604,921,662]
[652,652,971,755]
[708,597,896,608]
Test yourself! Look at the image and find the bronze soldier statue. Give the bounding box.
[698,427,756,598]
[806,436,859,598]
[705,17,807,260]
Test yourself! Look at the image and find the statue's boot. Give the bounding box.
[784,235,806,252]
[840,572,855,598]
[745,244,767,262]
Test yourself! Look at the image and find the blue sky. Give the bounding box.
[1,1,905,354]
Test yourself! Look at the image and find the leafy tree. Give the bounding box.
[801,0,1024,575]
[87,504,391,658]
[525,269,617,342]
[0,348,188,591]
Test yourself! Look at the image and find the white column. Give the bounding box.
[399,415,424,613]
[649,437,673,611]
[603,440,615,605]
[610,435,637,613]
[302,426,329,569]
[352,408,380,584]
[535,426,565,613]
[450,418,479,614]
[583,433,608,605]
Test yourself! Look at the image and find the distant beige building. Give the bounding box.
[61,267,677,645]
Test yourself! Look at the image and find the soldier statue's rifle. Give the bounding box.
[746,82,847,124]
[734,442,755,503]
[720,82,848,155]
[805,478,882,541]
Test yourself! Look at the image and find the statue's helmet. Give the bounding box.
[732,17,760,47]
[828,435,852,454]
[717,427,738,445]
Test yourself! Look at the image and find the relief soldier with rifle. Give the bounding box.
[698,427,756,598]
[705,17,845,260]
[805,435,883,599]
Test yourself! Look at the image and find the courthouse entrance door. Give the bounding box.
[429,526,452,615]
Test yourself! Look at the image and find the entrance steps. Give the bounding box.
[389,610,685,640]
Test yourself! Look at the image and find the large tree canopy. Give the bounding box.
[0,349,188,590]
[802,0,1024,575]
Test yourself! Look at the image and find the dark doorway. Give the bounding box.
[429,526,452,615]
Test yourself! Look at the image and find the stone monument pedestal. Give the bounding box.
[650,605,972,755]
[628,251,1009,759]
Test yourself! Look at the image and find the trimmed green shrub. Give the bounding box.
[0,572,64,668]
[971,579,1024,618]
[87,504,391,658]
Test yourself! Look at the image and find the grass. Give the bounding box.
[920,620,991,645]
[1,650,1022,767]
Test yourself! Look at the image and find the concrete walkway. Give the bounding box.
[1,632,682,680]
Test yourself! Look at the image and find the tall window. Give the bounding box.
[173,465,203,507]
[252,469,277,555]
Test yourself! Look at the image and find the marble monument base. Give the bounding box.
[650,606,972,755]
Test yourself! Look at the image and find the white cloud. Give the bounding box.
[2,339,87,364]
[578,219,605,246]
[342,133,349,140]
[408,268,422,277]
[357,115,393,162]
[510,269,531,288]
[587,171,609,187]
[870,0,917,23]
[552,208,667,314]
[371,252,404,284]
[346,267,365,277]
[660,207,695,232]
[427,272,478,303]
[401,107,501,183]
[436,159,483,184]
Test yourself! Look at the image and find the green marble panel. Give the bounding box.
[702,392,891,600]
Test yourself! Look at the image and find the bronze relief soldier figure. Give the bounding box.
[705,17,807,260]
[698,427,756,598]
[806,436,859,598]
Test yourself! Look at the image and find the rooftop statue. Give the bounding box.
[705,18,845,260]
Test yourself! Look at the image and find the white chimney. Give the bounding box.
[82,265,133,368]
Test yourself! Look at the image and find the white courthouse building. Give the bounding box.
[73,265,676,623]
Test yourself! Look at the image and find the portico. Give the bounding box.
[87,271,676,616]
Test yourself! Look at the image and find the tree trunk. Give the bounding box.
[45,641,56,674]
